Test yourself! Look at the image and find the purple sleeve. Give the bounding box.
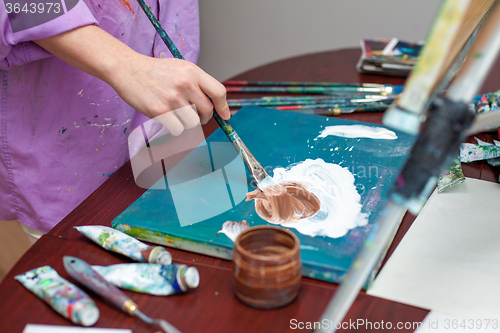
[153,0,199,64]
[0,0,98,69]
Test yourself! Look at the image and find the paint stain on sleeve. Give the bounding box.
[118,0,135,13]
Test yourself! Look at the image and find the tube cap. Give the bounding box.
[184,267,200,289]
[149,247,172,265]
[72,299,99,326]
[392,85,404,95]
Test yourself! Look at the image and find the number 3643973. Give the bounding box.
[5,2,61,14]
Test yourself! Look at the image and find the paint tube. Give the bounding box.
[15,266,99,326]
[437,156,465,193]
[75,225,171,265]
[91,263,199,296]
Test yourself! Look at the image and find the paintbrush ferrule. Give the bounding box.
[212,112,273,187]
[231,138,269,184]
[123,299,138,315]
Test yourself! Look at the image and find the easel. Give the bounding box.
[384,0,499,133]
[317,1,500,332]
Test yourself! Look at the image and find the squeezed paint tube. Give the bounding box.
[91,263,199,296]
[75,226,171,265]
[437,156,466,193]
[15,266,99,326]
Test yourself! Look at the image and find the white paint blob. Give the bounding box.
[270,158,368,238]
[317,125,397,140]
[217,220,250,242]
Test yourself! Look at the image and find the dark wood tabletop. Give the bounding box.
[1,48,499,333]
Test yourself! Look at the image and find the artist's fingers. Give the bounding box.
[197,71,230,121]
[155,111,185,136]
[174,105,200,129]
[186,90,215,125]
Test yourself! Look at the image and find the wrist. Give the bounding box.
[100,44,141,88]
[34,25,141,86]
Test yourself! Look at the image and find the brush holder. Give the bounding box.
[232,226,301,309]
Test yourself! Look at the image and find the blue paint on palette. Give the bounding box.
[112,106,415,285]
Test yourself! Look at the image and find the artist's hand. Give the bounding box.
[109,55,231,135]
[34,25,230,136]
[108,56,230,136]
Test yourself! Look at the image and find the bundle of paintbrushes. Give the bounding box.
[225,81,402,116]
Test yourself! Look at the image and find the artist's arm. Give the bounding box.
[34,25,230,135]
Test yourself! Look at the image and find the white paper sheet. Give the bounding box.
[23,324,131,333]
[368,178,500,320]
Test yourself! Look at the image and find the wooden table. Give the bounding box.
[1,48,499,332]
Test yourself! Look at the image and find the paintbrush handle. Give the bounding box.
[224,80,390,88]
[225,86,388,94]
[136,0,184,60]
[212,111,238,142]
[227,95,392,107]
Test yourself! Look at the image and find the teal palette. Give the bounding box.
[112,106,415,285]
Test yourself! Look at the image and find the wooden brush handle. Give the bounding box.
[213,111,239,143]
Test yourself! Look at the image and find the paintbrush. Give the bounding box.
[226,80,388,86]
[225,86,399,95]
[271,104,389,116]
[227,95,392,107]
[274,100,392,111]
[227,104,389,117]
[136,0,276,190]
[225,81,403,95]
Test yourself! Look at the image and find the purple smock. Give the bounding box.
[0,0,199,232]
